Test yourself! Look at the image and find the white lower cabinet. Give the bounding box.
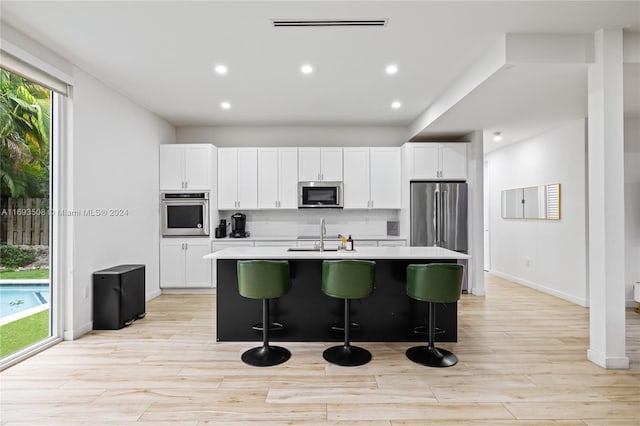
[160,239,212,288]
[354,240,378,247]
[378,240,407,247]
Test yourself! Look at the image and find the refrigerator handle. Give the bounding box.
[441,191,448,244]
[434,189,440,244]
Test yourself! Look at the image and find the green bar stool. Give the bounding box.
[406,263,463,368]
[237,260,291,367]
[322,260,375,367]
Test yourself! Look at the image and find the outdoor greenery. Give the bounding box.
[0,268,49,279]
[0,68,51,198]
[0,245,36,268]
[0,309,49,358]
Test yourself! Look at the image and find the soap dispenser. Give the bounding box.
[346,235,354,251]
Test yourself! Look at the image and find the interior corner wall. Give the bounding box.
[486,119,587,306]
[70,68,175,337]
[624,117,640,304]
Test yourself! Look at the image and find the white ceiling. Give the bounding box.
[2,1,639,150]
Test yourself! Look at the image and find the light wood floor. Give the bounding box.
[1,273,639,425]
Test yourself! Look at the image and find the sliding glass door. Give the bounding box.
[0,68,57,364]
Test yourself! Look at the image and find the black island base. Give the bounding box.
[216,258,458,343]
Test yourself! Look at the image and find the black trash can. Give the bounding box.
[93,264,146,330]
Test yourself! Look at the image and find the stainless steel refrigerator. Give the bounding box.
[410,182,468,253]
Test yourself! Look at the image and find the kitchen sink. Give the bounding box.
[287,247,339,252]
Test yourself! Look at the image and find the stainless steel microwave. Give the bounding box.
[298,181,343,208]
[161,192,210,236]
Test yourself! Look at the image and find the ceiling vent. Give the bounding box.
[272,19,387,27]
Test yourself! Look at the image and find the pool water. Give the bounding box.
[0,284,50,318]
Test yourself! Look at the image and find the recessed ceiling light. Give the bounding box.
[221,101,231,110]
[215,64,228,75]
[493,132,502,142]
[301,64,313,75]
[385,64,398,75]
[391,101,402,109]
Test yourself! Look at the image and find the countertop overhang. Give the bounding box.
[204,246,470,260]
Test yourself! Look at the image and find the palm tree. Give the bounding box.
[0,69,50,198]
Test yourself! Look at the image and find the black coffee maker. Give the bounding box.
[230,213,248,238]
[214,219,227,238]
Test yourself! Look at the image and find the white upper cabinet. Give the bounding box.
[343,148,370,209]
[159,144,213,190]
[298,147,343,181]
[408,143,467,180]
[439,143,468,179]
[258,148,298,209]
[343,147,401,209]
[369,147,401,208]
[218,148,258,210]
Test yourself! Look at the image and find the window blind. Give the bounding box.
[1,50,70,96]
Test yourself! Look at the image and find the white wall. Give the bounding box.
[625,117,640,303]
[177,125,407,147]
[69,68,175,337]
[486,119,587,305]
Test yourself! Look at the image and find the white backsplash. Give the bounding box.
[218,209,400,238]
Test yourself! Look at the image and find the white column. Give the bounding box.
[468,130,485,296]
[587,29,628,369]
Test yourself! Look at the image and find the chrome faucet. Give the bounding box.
[319,217,326,252]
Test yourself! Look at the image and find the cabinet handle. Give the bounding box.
[370,200,373,208]
[184,181,188,189]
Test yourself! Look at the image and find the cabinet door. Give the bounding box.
[354,240,378,247]
[258,148,279,209]
[298,148,321,181]
[160,241,186,287]
[236,148,258,209]
[440,143,467,180]
[217,149,238,210]
[278,148,299,209]
[343,148,370,209]
[159,145,185,190]
[378,240,407,247]
[184,145,211,190]
[410,144,439,180]
[370,147,401,209]
[321,148,343,181]
[184,241,212,287]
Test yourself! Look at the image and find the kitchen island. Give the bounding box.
[204,246,470,343]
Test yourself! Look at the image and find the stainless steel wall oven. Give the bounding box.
[161,192,209,237]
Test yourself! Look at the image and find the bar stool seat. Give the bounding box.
[237,260,291,367]
[406,263,463,368]
[322,260,375,367]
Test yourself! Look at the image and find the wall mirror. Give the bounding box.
[501,183,560,220]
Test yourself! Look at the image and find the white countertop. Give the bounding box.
[212,235,407,242]
[204,246,469,260]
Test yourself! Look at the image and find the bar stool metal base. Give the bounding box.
[241,345,291,367]
[323,345,371,367]
[406,345,458,368]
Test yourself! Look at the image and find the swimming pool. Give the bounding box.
[0,283,50,319]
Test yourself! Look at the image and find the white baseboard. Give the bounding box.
[587,349,630,369]
[63,321,92,341]
[161,288,216,295]
[146,289,162,301]
[490,270,587,307]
